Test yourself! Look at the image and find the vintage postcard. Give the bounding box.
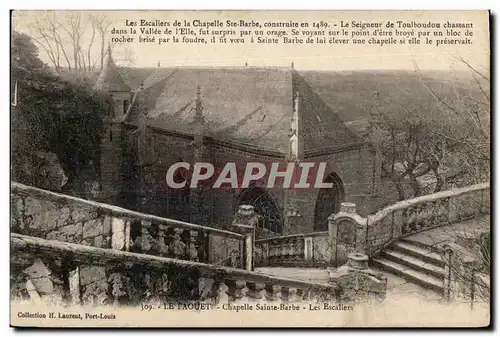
[10,10,490,327]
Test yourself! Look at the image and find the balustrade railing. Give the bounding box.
[11,182,246,269]
[365,183,490,256]
[11,234,339,307]
[255,232,330,267]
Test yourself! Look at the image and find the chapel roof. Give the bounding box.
[120,66,363,154]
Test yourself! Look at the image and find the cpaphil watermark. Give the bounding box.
[166,162,334,189]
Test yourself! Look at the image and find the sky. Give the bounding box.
[11,10,490,71]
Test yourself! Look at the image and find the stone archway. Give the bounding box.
[237,186,283,235]
[314,172,345,231]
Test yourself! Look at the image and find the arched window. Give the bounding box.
[314,172,345,231]
[237,186,283,234]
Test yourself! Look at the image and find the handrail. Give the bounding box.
[368,182,489,225]
[11,182,243,239]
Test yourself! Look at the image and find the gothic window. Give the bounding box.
[109,130,113,142]
[314,172,345,231]
[237,186,283,234]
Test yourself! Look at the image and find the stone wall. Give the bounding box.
[12,184,112,249]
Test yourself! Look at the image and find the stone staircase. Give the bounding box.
[371,239,446,295]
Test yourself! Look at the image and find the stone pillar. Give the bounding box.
[328,252,387,303]
[23,258,65,305]
[443,244,456,301]
[80,266,109,306]
[111,217,129,251]
[327,213,338,266]
[304,237,313,263]
[328,202,368,266]
[231,205,259,271]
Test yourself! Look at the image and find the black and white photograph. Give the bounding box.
[9,10,491,327]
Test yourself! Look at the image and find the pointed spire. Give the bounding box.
[195,85,204,122]
[289,91,300,138]
[95,43,131,92]
[245,61,248,67]
[291,61,294,69]
[157,61,161,68]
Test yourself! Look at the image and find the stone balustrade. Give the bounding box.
[365,182,490,256]
[254,232,330,267]
[254,183,489,269]
[11,182,247,269]
[11,233,340,307]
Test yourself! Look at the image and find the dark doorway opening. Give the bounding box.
[314,172,344,231]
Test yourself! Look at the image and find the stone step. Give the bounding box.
[401,237,442,254]
[392,241,445,267]
[371,257,444,294]
[381,249,445,279]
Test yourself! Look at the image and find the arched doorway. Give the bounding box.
[237,186,283,235]
[314,172,345,231]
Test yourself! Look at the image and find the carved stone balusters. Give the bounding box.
[246,282,265,302]
[413,205,423,231]
[225,280,246,302]
[298,238,305,257]
[423,202,434,229]
[427,201,438,228]
[207,278,228,305]
[441,198,451,224]
[108,271,133,306]
[296,288,310,302]
[169,228,186,258]
[280,241,287,264]
[281,286,299,302]
[401,209,409,235]
[288,239,295,262]
[407,206,418,233]
[157,225,169,257]
[271,242,278,264]
[197,231,209,263]
[140,220,152,253]
[265,284,281,302]
[187,230,199,262]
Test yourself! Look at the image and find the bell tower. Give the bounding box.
[95,44,133,205]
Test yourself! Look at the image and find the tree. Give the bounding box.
[89,14,112,70]
[415,58,490,187]
[26,11,134,76]
[11,31,110,193]
[369,65,490,201]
